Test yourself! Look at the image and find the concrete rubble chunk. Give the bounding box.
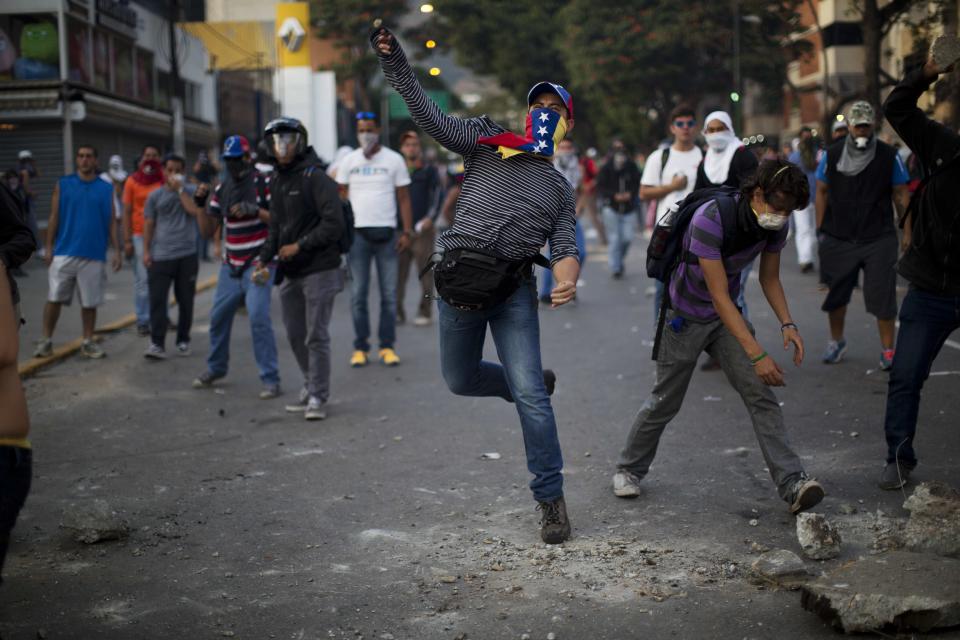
[749,549,810,588]
[61,499,130,544]
[796,512,842,560]
[903,481,960,558]
[800,550,960,633]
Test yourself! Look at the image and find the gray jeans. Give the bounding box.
[618,310,806,500]
[279,268,344,401]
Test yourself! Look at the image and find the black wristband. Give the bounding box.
[780,322,798,332]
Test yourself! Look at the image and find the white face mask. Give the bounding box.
[705,132,730,152]
[357,132,379,152]
[854,136,870,149]
[751,206,789,231]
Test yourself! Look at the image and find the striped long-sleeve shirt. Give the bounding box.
[377,42,578,266]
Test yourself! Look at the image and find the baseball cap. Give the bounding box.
[221,135,251,159]
[18,150,32,160]
[831,119,849,133]
[848,101,875,126]
[527,81,574,120]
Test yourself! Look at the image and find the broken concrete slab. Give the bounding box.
[749,549,810,588]
[796,513,842,560]
[61,499,129,544]
[800,550,960,633]
[903,481,960,558]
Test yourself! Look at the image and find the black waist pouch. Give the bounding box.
[427,247,549,311]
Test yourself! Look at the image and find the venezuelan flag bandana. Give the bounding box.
[477,108,568,160]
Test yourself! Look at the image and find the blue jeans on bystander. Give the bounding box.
[883,287,960,466]
[348,230,398,352]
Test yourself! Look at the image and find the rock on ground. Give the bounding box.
[796,513,842,561]
[749,549,810,588]
[60,499,129,544]
[800,551,960,633]
[903,481,960,558]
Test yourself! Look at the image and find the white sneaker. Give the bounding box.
[413,315,431,327]
[176,342,191,357]
[144,343,167,360]
[612,470,643,498]
[285,387,310,413]
[33,338,53,358]
[304,396,327,421]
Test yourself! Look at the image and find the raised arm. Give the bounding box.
[372,28,485,156]
[883,61,960,171]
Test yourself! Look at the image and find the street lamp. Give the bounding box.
[425,39,437,49]
[429,67,441,76]
[420,3,434,12]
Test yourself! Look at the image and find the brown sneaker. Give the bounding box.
[537,497,571,544]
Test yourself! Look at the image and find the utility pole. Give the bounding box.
[168,0,185,155]
[732,0,742,133]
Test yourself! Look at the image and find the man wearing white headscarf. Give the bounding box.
[694,111,757,190]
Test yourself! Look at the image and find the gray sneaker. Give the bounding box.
[144,343,167,360]
[787,475,824,514]
[80,340,105,359]
[537,496,571,544]
[176,342,191,357]
[259,383,281,400]
[33,338,53,358]
[285,387,310,413]
[304,396,327,421]
[612,469,643,498]
[878,461,915,490]
[192,370,223,388]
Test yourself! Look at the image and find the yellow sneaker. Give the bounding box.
[378,347,400,366]
[350,350,369,367]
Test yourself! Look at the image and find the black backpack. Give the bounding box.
[646,186,741,282]
[300,164,354,254]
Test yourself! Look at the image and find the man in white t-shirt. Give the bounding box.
[640,104,704,324]
[337,112,413,367]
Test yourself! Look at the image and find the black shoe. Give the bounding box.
[136,324,150,337]
[543,369,556,396]
[800,263,815,274]
[878,461,916,490]
[537,497,571,544]
[611,270,623,280]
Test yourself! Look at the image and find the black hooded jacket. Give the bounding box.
[1,183,35,305]
[883,69,960,295]
[259,148,344,278]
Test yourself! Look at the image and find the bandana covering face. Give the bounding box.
[132,159,163,186]
[477,109,568,159]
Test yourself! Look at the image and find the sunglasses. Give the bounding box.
[673,119,696,128]
[355,111,377,120]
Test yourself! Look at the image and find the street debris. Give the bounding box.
[61,499,129,544]
[796,513,842,560]
[800,551,960,633]
[480,452,502,460]
[748,549,809,588]
[902,481,960,558]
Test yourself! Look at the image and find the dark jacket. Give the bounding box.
[821,138,898,242]
[597,160,641,213]
[0,182,35,305]
[694,146,758,190]
[259,148,344,278]
[883,69,960,295]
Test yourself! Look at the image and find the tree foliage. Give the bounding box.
[420,0,803,149]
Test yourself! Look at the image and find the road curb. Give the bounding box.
[18,274,219,379]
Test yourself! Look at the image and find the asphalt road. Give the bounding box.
[2,234,959,639]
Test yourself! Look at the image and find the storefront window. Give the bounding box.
[113,37,133,98]
[93,29,109,90]
[67,18,91,84]
[157,70,170,111]
[0,13,61,82]
[135,48,153,103]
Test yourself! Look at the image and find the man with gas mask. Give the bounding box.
[192,135,281,399]
[253,118,345,421]
[611,160,825,517]
[373,26,579,544]
[815,101,911,370]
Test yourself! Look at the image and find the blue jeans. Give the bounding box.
[601,207,637,274]
[348,231,398,351]
[883,288,960,466]
[206,263,279,385]
[132,235,150,325]
[539,220,587,299]
[438,278,564,502]
[0,446,31,585]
